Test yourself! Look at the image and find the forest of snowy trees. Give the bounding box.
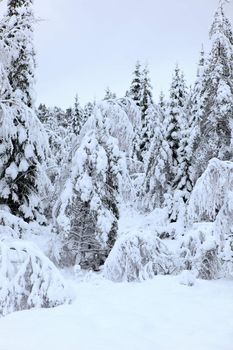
[0,0,233,316]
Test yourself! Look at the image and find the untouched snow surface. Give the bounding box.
[0,274,233,350]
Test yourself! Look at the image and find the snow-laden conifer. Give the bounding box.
[129,61,142,107]
[55,102,126,269]
[71,94,84,135]
[104,231,178,282]
[193,1,233,179]
[0,238,72,316]
[0,0,51,222]
[4,0,36,107]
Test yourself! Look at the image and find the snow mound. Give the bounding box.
[0,239,72,316]
[104,232,178,282]
[179,270,196,286]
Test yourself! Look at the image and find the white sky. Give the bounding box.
[0,0,233,108]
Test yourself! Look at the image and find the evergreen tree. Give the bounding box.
[83,101,94,124]
[142,112,171,211]
[141,73,191,215]
[52,106,67,128]
[193,1,233,181]
[165,65,188,188]
[188,46,207,182]
[138,65,154,160]
[129,61,142,107]
[6,0,36,107]
[140,66,153,117]
[65,107,73,130]
[158,91,167,117]
[0,0,50,222]
[103,87,116,100]
[37,103,49,124]
[71,94,83,135]
[57,103,125,270]
[171,107,193,219]
[45,106,71,166]
[190,46,206,127]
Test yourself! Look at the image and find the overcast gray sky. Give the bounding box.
[1,0,233,108]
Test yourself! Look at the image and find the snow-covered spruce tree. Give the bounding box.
[5,0,36,108]
[191,46,206,125]
[172,91,194,199]
[80,98,141,203]
[158,91,167,118]
[53,106,68,128]
[166,65,188,186]
[83,101,94,125]
[81,99,141,159]
[141,91,170,212]
[45,106,72,166]
[188,46,207,183]
[0,100,50,222]
[71,94,84,135]
[56,103,125,270]
[65,106,73,129]
[103,87,116,100]
[42,105,73,224]
[141,107,171,211]
[143,67,190,219]
[138,65,154,160]
[0,1,50,222]
[129,61,143,108]
[192,1,233,182]
[37,103,50,124]
[163,65,191,221]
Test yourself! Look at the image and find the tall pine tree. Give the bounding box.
[72,94,83,135]
[0,0,50,222]
[139,65,154,160]
[165,65,188,187]
[193,0,233,181]
[6,0,36,107]
[129,61,142,107]
[56,103,125,269]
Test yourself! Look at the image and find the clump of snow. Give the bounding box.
[179,270,196,286]
[0,239,73,316]
[5,162,18,180]
[104,231,179,282]
[0,210,58,260]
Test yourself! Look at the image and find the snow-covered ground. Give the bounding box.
[0,274,233,350]
[1,208,233,350]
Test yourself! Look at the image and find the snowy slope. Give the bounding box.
[0,275,233,350]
